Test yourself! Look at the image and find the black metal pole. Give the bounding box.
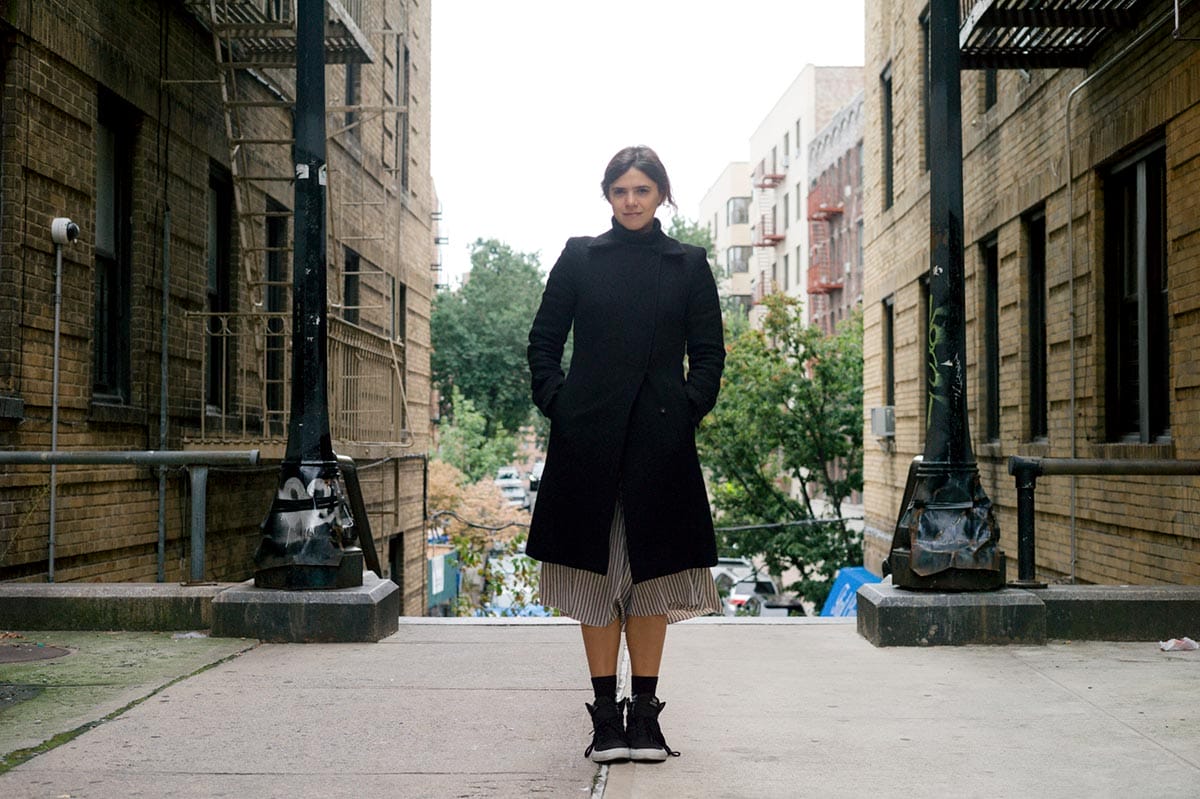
[1007,459,1045,588]
[888,0,1004,590]
[254,0,360,590]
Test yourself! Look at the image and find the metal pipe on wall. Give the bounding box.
[158,208,171,582]
[49,241,63,582]
[48,218,79,583]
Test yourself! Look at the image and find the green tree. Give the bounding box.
[697,293,864,611]
[431,238,544,435]
[666,215,720,284]
[436,387,517,482]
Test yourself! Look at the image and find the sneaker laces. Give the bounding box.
[584,697,627,758]
[628,696,680,757]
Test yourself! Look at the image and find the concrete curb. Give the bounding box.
[0,583,234,631]
[858,578,1200,645]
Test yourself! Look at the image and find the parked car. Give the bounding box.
[710,557,754,595]
[528,461,545,493]
[723,574,804,617]
[494,467,528,508]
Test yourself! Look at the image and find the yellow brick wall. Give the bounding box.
[0,1,435,613]
[863,1,1200,586]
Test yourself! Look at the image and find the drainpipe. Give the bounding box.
[48,218,80,583]
[1063,4,1184,582]
[158,207,170,582]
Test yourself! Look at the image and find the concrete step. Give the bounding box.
[858,577,1200,645]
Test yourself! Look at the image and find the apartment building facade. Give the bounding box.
[698,161,753,314]
[748,65,862,326]
[0,0,435,612]
[806,90,865,334]
[862,0,1200,586]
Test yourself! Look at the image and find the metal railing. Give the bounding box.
[328,316,408,445]
[186,310,409,447]
[0,450,260,583]
[1006,456,1200,587]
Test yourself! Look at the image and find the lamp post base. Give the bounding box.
[887,459,1004,591]
[253,461,362,590]
[255,548,364,590]
[889,548,1006,592]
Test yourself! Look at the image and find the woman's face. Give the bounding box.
[607,167,663,232]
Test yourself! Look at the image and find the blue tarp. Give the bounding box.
[820,566,881,617]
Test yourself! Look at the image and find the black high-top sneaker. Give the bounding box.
[584,696,630,763]
[626,694,681,762]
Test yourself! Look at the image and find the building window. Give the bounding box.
[783,253,790,291]
[206,165,234,413]
[783,193,790,231]
[1105,142,1168,443]
[345,62,360,140]
[1025,209,1047,440]
[881,63,894,210]
[342,248,361,325]
[727,196,750,225]
[982,236,1000,442]
[393,279,408,343]
[728,246,751,274]
[920,8,931,171]
[984,69,997,111]
[882,295,895,407]
[401,44,411,191]
[94,92,135,403]
[856,219,864,271]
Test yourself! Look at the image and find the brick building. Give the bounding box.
[806,90,864,334]
[0,0,435,613]
[698,161,753,314]
[862,0,1200,586]
[748,65,862,328]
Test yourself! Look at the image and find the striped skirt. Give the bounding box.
[539,501,721,627]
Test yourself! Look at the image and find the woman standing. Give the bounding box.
[526,145,725,762]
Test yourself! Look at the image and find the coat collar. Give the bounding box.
[587,217,685,256]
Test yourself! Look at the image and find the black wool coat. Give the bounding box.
[525,219,725,583]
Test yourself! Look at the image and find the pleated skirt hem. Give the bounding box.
[539,501,721,627]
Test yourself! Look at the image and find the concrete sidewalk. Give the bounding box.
[1,618,1198,798]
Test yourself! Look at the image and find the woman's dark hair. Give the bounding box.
[601,145,677,210]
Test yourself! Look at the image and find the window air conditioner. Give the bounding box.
[871,406,895,438]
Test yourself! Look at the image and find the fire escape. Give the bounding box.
[750,158,786,304]
[958,0,1150,68]
[177,0,412,458]
[806,182,845,326]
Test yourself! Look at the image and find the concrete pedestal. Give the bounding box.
[1037,584,1200,641]
[857,577,1045,646]
[212,572,399,643]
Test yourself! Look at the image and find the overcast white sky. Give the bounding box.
[431,0,865,286]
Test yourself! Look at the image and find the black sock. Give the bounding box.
[630,675,658,698]
[591,675,617,700]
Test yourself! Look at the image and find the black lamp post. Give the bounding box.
[887,0,1005,590]
[254,0,361,590]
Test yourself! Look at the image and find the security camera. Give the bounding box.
[51,218,79,245]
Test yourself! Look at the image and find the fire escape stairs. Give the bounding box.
[958,0,1152,69]
[171,0,412,451]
